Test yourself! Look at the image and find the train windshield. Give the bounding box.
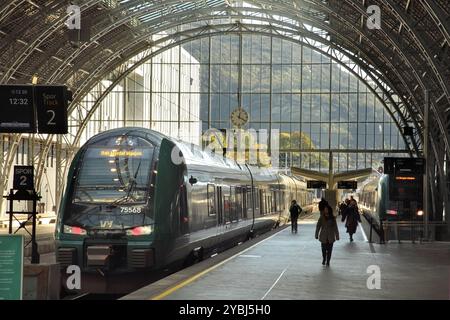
[73,135,154,205]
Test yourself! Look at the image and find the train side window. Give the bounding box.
[253,187,260,215]
[217,186,223,225]
[246,186,252,218]
[223,187,230,223]
[260,189,265,216]
[269,195,272,214]
[230,186,237,222]
[241,187,247,219]
[235,187,243,221]
[207,184,216,216]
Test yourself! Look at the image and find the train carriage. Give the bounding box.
[55,127,314,274]
[358,173,423,225]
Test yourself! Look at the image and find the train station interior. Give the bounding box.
[0,0,449,301]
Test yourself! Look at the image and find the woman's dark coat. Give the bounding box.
[342,206,361,234]
[315,213,339,243]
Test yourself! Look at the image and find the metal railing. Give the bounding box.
[381,221,447,243]
[366,216,447,243]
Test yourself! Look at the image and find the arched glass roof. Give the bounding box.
[0,0,449,218]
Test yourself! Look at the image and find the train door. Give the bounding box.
[179,184,189,235]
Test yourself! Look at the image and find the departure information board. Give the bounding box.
[307,180,326,189]
[337,181,357,189]
[384,157,425,175]
[0,85,35,133]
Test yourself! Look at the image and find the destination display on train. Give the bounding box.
[0,85,35,133]
[100,150,144,157]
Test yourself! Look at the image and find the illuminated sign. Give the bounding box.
[395,176,416,181]
[100,150,143,157]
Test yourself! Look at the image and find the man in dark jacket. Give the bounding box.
[342,200,361,241]
[289,200,302,233]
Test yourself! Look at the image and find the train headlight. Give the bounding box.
[63,225,87,235]
[386,210,397,216]
[126,225,153,236]
[417,210,424,216]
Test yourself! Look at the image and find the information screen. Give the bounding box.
[307,180,326,189]
[337,181,357,189]
[384,157,425,175]
[0,85,35,133]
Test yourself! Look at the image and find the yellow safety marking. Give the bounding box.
[150,228,285,300]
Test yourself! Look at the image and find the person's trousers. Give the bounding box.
[321,242,333,262]
[291,218,298,232]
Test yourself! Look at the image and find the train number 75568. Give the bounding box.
[120,207,143,214]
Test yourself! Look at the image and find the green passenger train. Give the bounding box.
[55,128,314,273]
[358,173,423,225]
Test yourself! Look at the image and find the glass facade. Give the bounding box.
[77,34,408,173]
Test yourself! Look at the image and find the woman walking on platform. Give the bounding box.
[315,199,339,266]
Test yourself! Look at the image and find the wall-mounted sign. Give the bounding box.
[0,235,24,300]
[35,85,69,134]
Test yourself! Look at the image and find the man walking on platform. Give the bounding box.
[342,200,361,242]
[289,200,302,234]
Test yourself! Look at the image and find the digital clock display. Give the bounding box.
[0,85,35,133]
[9,98,29,105]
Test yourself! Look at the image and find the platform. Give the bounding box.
[124,213,450,300]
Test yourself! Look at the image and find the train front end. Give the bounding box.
[55,132,157,273]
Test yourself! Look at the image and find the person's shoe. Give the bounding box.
[322,259,326,265]
[326,262,330,267]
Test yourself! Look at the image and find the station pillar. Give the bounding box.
[324,189,338,213]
